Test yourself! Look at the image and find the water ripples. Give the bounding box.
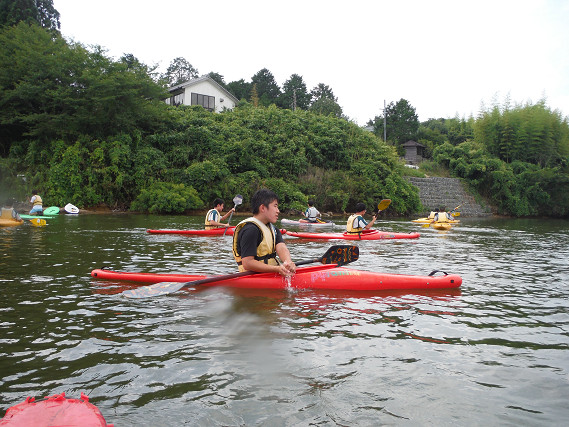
[1,215,568,424]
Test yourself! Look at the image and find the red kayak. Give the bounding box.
[91,265,461,291]
[286,229,420,240]
[0,393,112,426]
[147,227,236,236]
[147,227,287,236]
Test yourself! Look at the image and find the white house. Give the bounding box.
[165,76,239,113]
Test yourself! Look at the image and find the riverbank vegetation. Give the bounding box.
[427,102,569,217]
[1,12,568,217]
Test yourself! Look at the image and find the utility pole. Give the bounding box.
[383,99,387,142]
[292,88,297,111]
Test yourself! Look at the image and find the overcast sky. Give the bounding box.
[53,0,569,125]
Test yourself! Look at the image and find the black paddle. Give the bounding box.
[223,194,243,236]
[122,245,360,299]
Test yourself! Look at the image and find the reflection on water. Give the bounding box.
[1,215,568,425]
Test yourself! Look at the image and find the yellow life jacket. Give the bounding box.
[204,208,219,229]
[232,217,278,272]
[428,211,437,219]
[32,195,42,206]
[436,212,450,222]
[1,208,15,220]
[346,214,363,234]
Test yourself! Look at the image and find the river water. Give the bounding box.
[1,214,568,426]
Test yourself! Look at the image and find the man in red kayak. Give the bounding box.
[302,199,321,223]
[204,198,235,229]
[232,189,296,277]
[346,202,377,234]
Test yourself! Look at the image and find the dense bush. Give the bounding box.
[434,141,569,217]
[3,103,421,215]
[130,182,203,214]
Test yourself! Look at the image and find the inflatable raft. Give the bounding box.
[286,229,420,240]
[0,392,112,426]
[91,265,460,291]
[281,218,335,227]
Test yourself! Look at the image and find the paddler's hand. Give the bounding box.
[278,261,296,277]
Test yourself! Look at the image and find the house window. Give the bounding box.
[168,91,184,106]
[173,92,184,106]
[191,92,215,111]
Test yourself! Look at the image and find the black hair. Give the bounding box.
[307,199,315,206]
[213,198,224,207]
[4,198,14,207]
[32,190,38,195]
[355,202,366,212]
[251,189,278,214]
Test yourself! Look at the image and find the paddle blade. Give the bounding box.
[233,194,244,206]
[421,222,431,228]
[123,282,187,299]
[29,218,46,227]
[451,212,461,217]
[320,245,359,266]
[377,199,391,211]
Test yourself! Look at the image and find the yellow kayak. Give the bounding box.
[431,222,452,231]
[412,217,460,224]
[0,218,24,227]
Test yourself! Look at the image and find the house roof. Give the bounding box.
[402,140,426,148]
[168,76,239,104]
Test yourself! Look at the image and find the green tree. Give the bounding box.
[279,74,310,110]
[368,99,419,154]
[250,84,259,107]
[0,23,169,150]
[226,78,251,100]
[206,71,226,87]
[163,57,199,86]
[310,83,336,104]
[0,0,60,31]
[309,97,343,118]
[251,68,281,106]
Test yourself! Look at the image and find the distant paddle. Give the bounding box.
[223,194,243,236]
[122,245,360,299]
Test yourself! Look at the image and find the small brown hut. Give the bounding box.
[402,140,426,165]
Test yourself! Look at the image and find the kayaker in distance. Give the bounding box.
[1,198,22,222]
[29,190,43,215]
[434,207,451,222]
[204,198,235,229]
[346,203,377,234]
[303,199,321,223]
[232,189,296,277]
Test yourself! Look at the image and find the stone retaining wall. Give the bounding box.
[406,176,492,217]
